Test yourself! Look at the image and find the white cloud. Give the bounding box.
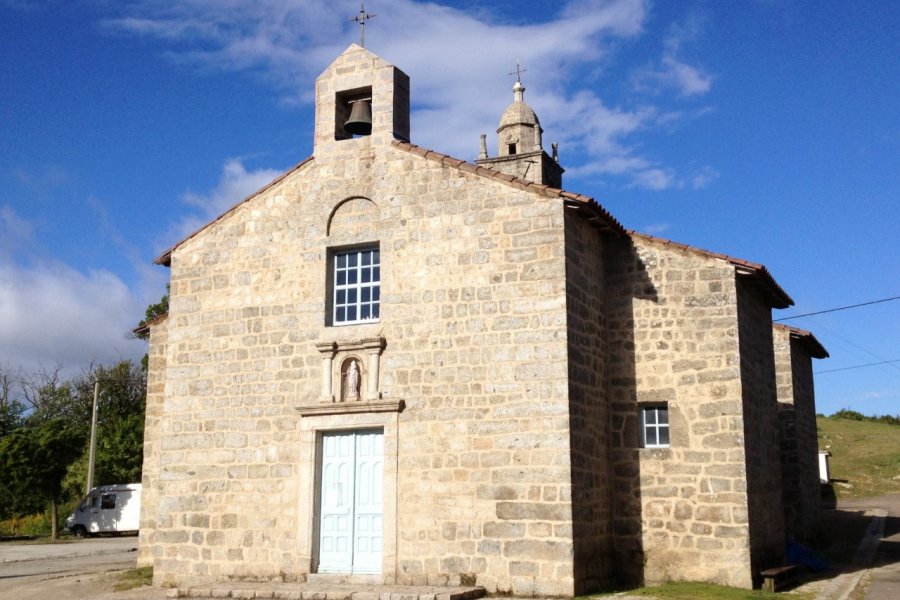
[691,165,719,189]
[0,204,158,377]
[103,0,711,191]
[631,19,713,97]
[0,204,34,257]
[0,258,146,375]
[629,167,678,191]
[641,223,672,236]
[166,158,282,247]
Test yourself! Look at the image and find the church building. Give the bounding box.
[136,45,826,596]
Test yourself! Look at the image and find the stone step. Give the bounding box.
[168,584,486,600]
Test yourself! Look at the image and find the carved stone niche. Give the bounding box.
[313,337,386,403]
[299,336,402,418]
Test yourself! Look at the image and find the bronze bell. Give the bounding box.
[344,99,372,136]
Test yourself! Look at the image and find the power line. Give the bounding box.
[806,319,900,376]
[816,359,900,375]
[775,295,900,321]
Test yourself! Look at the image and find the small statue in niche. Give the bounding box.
[346,359,360,401]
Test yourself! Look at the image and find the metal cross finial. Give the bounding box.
[509,59,527,83]
[351,1,376,48]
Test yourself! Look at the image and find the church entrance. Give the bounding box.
[316,429,384,574]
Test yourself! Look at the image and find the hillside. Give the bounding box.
[817,415,900,498]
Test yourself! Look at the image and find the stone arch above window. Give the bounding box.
[327,196,378,238]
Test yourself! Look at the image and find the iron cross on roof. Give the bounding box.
[509,59,527,83]
[351,2,376,48]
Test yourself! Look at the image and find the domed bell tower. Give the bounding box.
[476,67,564,188]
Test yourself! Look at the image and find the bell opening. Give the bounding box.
[344,99,373,136]
[335,87,374,140]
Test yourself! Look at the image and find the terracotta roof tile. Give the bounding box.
[774,323,829,358]
[630,231,794,309]
[154,157,314,266]
[132,312,169,336]
[391,140,625,236]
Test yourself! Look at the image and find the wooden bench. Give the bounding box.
[761,565,799,592]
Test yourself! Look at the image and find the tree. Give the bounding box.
[0,364,25,437]
[134,287,169,371]
[82,361,147,485]
[134,288,169,342]
[0,360,146,531]
[20,364,89,429]
[0,420,85,539]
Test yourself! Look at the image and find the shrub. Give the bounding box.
[0,511,52,537]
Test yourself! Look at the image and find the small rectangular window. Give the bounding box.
[100,493,116,510]
[641,405,670,448]
[332,246,380,325]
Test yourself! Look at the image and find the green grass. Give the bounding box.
[593,581,810,599]
[111,566,153,591]
[0,512,52,537]
[817,416,900,498]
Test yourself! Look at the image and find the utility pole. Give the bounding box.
[86,380,99,494]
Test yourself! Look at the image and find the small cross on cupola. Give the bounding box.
[510,59,527,84]
[475,59,564,188]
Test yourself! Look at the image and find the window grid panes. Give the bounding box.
[333,248,380,325]
[642,406,670,448]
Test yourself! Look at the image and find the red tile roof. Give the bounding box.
[630,231,794,309]
[773,323,829,358]
[391,141,625,236]
[132,312,169,336]
[154,157,315,266]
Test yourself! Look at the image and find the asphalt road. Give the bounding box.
[0,536,139,600]
[840,493,900,600]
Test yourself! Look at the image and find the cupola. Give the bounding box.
[476,68,564,188]
[497,79,542,156]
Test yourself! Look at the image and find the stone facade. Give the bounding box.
[138,45,825,595]
[773,324,828,541]
[137,314,168,568]
[604,235,792,588]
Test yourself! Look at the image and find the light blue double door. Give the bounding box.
[317,430,384,574]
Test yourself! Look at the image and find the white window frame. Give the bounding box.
[332,246,380,325]
[641,405,670,448]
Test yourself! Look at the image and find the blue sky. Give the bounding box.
[1,0,897,416]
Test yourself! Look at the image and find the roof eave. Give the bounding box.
[774,323,830,358]
[132,312,169,336]
[630,231,794,309]
[391,140,625,236]
[152,156,315,268]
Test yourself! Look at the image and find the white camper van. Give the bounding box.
[65,483,141,537]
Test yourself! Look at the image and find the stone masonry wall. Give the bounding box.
[563,212,613,593]
[606,235,755,589]
[147,139,579,595]
[773,328,800,539]
[790,339,820,541]
[736,279,785,580]
[137,316,168,568]
[774,327,820,541]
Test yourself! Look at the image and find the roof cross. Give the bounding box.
[509,59,527,83]
[351,1,377,48]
